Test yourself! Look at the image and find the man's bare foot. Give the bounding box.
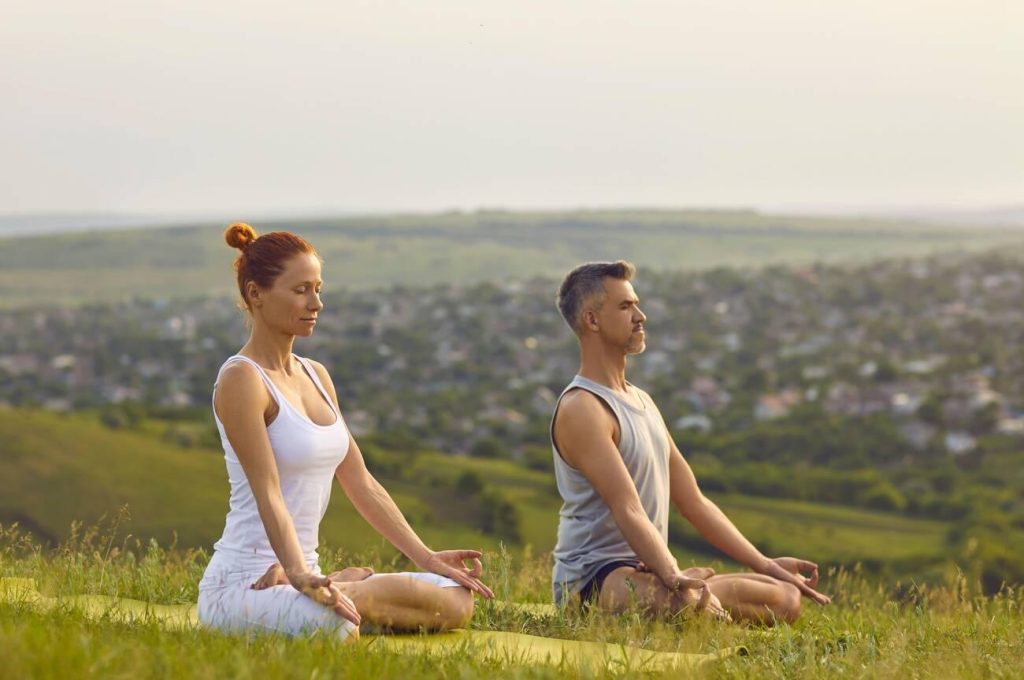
[328,566,375,583]
[251,563,289,590]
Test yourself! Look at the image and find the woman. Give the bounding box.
[197,223,493,640]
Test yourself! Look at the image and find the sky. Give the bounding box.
[2,0,1022,216]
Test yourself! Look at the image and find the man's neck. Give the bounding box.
[578,343,629,393]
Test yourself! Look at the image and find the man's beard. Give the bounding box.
[625,334,646,355]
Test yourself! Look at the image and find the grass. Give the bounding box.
[2,522,1023,678]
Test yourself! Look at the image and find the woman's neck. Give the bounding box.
[239,324,296,372]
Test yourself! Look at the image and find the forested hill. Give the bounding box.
[2,209,1022,307]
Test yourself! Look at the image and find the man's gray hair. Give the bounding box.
[557,260,636,334]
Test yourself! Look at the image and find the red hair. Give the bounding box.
[224,223,320,310]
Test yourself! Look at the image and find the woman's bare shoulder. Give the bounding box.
[217,359,264,389]
[304,358,338,394]
[215,361,273,418]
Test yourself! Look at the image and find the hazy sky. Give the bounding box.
[3,0,1022,215]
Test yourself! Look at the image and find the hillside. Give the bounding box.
[2,209,1022,307]
[0,409,952,576]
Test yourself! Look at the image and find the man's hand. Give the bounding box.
[420,549,495,598]
[636,561,715,582]
[761,556,831,605]
[636,561,728,620]
[665,571,731,621]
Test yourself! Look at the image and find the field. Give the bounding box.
[6,407,1012,678]
[2,521,1022,679]
[0,409,956,580]
[2,409,950,573]
[2,209,1022,307]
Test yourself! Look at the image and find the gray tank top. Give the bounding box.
[550,375,671,603]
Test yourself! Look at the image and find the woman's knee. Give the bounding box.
[436,587,474,630]
[772,582,802,624]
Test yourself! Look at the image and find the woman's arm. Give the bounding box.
[333,437,492,597]
[310,361,492,597]
[215,363,360,622]
[335,437,433,567]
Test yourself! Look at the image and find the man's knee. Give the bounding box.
[773,582,801,624]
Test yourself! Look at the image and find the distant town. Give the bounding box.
[2,248,1022,464]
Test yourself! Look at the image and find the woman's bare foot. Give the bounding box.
[251,564,375,590]
[251,563,289,590]
[328,566,375,583]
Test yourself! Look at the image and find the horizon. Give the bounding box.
[2,201,1023,236]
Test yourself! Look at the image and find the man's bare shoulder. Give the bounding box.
[555,388,616,433]
[631,383,656,402]
[554,389,626,477]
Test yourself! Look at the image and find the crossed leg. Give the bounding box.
[334,574,474,631]
[598,566,801,624]
[253,564,474,632]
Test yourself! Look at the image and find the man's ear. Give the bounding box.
[582,309,599,331]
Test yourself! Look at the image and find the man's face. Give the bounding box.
[590,278,647,355]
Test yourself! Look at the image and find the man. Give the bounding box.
[550,261,830,623]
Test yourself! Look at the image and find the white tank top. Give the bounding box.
[208,354,350,568]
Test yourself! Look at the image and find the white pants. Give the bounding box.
[198,579,358,639]
[197,551,460,639]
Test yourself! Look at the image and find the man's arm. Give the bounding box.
[667,442,770,568]
[666,436,831,604]
[555,390,700,592]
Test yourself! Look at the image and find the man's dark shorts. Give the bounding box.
[578,559,642,606]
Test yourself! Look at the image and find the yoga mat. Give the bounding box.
[1,578,740,672]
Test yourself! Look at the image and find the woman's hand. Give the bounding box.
[420,550,494,598]
[760,556,831,605]
[290,571,362,625]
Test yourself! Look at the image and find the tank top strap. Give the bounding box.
[294,355,339,417]
[215,355,284,408]
[566,375,647,413]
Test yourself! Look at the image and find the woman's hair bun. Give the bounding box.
[224,222,258,251]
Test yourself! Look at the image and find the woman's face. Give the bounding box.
[250,253,323,337]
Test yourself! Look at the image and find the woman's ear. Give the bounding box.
[246,281,262,308]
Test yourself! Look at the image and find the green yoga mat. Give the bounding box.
[1,578,740,673]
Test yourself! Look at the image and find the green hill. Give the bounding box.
[2,209,1021,307]
[0,409,952,575]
